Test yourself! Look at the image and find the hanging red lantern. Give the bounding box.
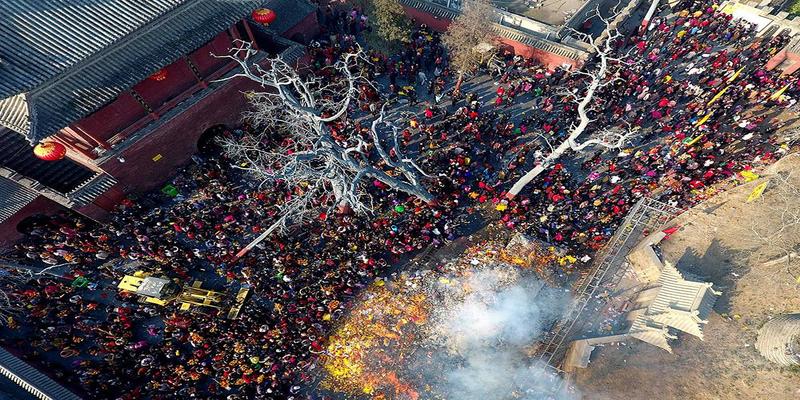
[251,8,276,25]
[33,142,67,161]
[149,69,168,81]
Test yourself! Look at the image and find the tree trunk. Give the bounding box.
[506,138,573,198]
[233,214,288,261]
[367,169,435,203]
[506,58,605,197]
[454,73,465,96]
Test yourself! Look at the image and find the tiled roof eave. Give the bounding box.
[0,94,30,136]
[25,0,264,142]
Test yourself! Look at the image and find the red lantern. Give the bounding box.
[251,8,276,25]
[149,69,168,81]
[33,142,67,161]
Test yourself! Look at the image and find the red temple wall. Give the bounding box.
[67,30,236,153]
[71,93,146,143]
[402,6,451,32]
[134,60,199,112]
[191,33,236,77]
[283,11,321,43]
[0,19,318,247]
[498,38,582,70]
[400,7,581,71]
[98,77,258,194]
[0,196,67,247]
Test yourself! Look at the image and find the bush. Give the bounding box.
[789,0,800,15]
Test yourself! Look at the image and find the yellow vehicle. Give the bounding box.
[117,271,250,319]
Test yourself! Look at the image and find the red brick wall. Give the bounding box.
[0,21,324,249]
[99,77,259,194]
[402,6,452,32]
[72,93,147,143]
[284,11,321,43]
[400,7,581,71]
[133,61,198,111]
[67,30,236,150]
[191,33,235,77]
[497,38,582,71]
[0,196,66,247]
[76,202,110,222]
[89,184,126,212]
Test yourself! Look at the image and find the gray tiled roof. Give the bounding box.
[0,94,30,135]
[253,0,318,36]
[0,0,286,143]
[0,176,37,224]
[1,1,177,98]
[0,347,83,399]
[0,128,96,194]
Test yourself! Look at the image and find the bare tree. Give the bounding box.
[506,8,637,198]
[442,0,496,95]
[779,127,800,146]
[214,41,434,257]
[748,168,800,285]
[0,262,34,326]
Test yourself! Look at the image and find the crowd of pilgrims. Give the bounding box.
[1,1,798,399]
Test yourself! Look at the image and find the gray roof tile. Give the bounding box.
[0,347,83,399]
[0,176,37,223]
[0,0,183,98]
[0,0,314,143]
[252,0,318,36]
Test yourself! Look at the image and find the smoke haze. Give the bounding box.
[423,266,578,400]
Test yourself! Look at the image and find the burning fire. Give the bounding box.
[319,238,568,399]
[320,277,427,399]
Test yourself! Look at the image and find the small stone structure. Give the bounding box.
[755,313,800,366]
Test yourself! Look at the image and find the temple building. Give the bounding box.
[626,261,721,352]
[564,231,720,371]
[399,0,607,69]
[0,0,318,244]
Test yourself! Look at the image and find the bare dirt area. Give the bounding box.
[573,154,800,400]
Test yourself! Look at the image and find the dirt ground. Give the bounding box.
[572,154,800,400]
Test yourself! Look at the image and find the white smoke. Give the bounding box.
[423,265,578,400]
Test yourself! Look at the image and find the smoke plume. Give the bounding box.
[422,265,578,400]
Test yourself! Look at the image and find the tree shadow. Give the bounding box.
[674,238,749,315]
[702,199,728,215]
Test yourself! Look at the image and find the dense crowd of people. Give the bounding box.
[0,0,797,399]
